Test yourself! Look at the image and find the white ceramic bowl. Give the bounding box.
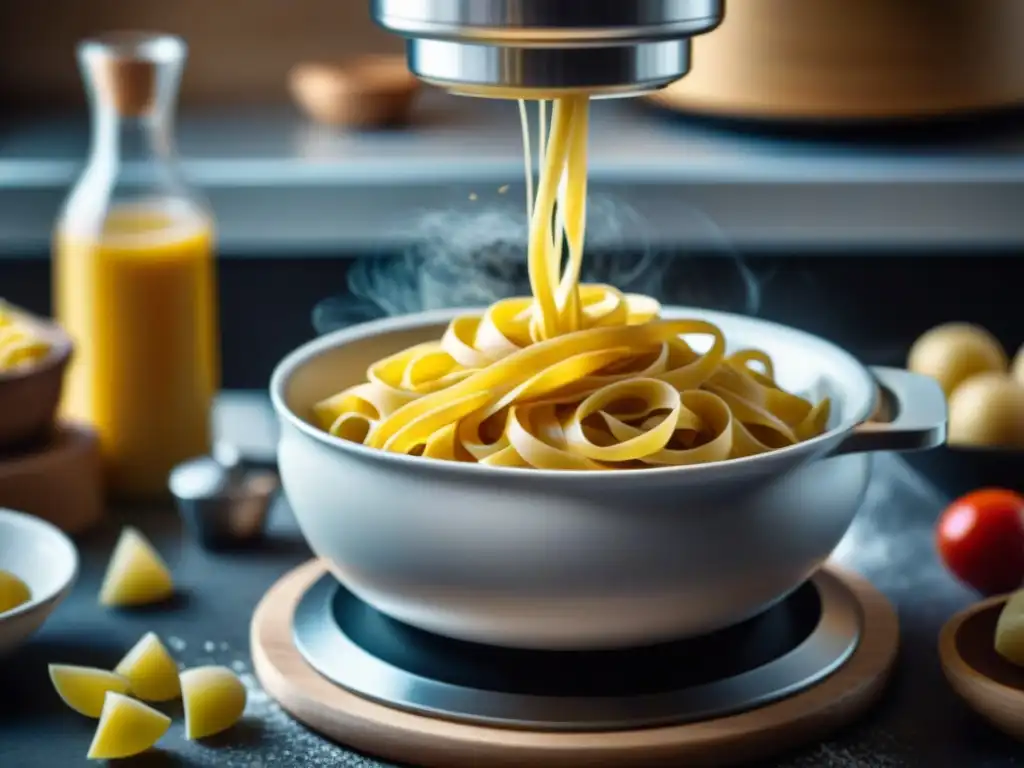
[0,508,78,656]
[271,307,946,650]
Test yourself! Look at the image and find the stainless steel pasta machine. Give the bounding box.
[370,0,725,98]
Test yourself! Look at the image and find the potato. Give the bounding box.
[948,373,1024,448]
[1011,344,1024,387]
[907,323,1007,398]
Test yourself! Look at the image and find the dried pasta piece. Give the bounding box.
[0,569,31,613]
[180,665,247,740]
[87,692,171,760]
[48,665,130,718]
[114,632,181,702]
[996,589,1024,667]
[99,527,174,607]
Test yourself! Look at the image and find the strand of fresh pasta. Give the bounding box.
[528,97,574,341]
[516,100,534,221]
[311,94,831,470]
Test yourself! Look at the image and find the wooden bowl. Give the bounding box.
[288,56,421,129]
[648,0,1024,122]
[0,310,72,451]
[940,595,1024,742]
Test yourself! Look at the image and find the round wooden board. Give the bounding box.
[251,560,899,768]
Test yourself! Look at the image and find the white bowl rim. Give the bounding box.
[270,306,877,482]
[0,507,79,621]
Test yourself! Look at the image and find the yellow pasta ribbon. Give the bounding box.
[309,95,831,470]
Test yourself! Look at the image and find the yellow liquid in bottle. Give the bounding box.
[55,201,219,500]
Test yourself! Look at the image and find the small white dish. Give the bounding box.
[0,508,78,656]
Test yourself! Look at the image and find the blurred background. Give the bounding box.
[2,0,1023,389]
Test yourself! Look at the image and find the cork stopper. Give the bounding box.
[78,32,186,117]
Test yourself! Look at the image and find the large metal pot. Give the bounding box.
[271,307,945,650]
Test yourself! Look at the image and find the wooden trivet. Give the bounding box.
[251,560,898,768]
[0,420,103,535]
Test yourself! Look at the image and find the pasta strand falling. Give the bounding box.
[311,95,831,470]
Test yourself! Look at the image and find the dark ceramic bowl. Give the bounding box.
[0,313,73,451]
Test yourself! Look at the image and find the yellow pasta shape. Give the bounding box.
[180,665,247,740]
[99,527,175,607]
[87,692,171,760]
[48,665,130,718]
[310,96,830,468]
[0,301,52,372]
[0,569,31,613]
[114,632,181,702]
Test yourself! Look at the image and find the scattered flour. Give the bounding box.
[781,743,907,768]
[167,636,187,652]
[167,648,900,768]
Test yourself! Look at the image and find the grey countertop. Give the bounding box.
[4,92,1024,254]
[0,393,1018,768]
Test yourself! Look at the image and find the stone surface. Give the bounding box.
[0,394,1015,767]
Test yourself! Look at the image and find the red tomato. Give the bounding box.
[936,488,1024,595]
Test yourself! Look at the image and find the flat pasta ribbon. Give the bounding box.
[309,96,831,470]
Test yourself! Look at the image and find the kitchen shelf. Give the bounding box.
[3,90,1024,255]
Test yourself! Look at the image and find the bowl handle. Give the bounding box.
[829,366,947,457]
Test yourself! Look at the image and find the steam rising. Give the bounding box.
[313,195,763,335]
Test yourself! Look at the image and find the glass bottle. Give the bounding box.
[54,33,220,502]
